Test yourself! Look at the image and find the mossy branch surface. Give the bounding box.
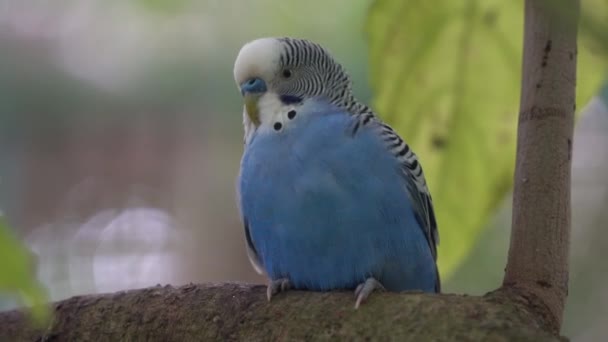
[0,283,565,341]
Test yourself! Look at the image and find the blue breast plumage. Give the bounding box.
[238,102,438,293]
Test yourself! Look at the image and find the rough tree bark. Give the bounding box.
[0,284,564,341]
[503,0,579,331]
[0,0,579,340]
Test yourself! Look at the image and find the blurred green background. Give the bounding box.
[0,0,607,339]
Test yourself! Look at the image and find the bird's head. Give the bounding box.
[233,37,354,127]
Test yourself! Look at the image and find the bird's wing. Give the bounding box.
[350,112,440,291]
[243,217,265,275]
[355,114,440,261]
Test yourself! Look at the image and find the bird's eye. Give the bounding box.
[282,69,292,78]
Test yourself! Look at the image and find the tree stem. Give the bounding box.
[504,0,579,331]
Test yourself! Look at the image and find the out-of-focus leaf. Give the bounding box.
[0,217,50,325]
[135,0,189,13]
[579,0,608,56]
[366,0,607,278]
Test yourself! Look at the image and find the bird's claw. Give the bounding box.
[354,277,385,309]
[267,278,291,301]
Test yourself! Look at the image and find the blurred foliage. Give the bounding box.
[135,0,189,13]
[580,0,608,56]
[366,0,608,277]
[0,218,50,325]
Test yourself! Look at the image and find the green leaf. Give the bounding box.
[366,0,607,278]
[0,217,50,326]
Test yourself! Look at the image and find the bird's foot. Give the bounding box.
[267,278,292,301]
[354,277,386,309]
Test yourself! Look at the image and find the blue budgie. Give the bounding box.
[234,37,440,307]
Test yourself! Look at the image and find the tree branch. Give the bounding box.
[504,0,579,331]
[0,284,565,341]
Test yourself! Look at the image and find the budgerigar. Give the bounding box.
[234,37,440,307]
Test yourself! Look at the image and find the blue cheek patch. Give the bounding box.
[280,95,303,105]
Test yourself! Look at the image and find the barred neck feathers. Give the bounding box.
[276,37,374,117]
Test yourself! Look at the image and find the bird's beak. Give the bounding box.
[240,77,267,127]
[244,93,262,126]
